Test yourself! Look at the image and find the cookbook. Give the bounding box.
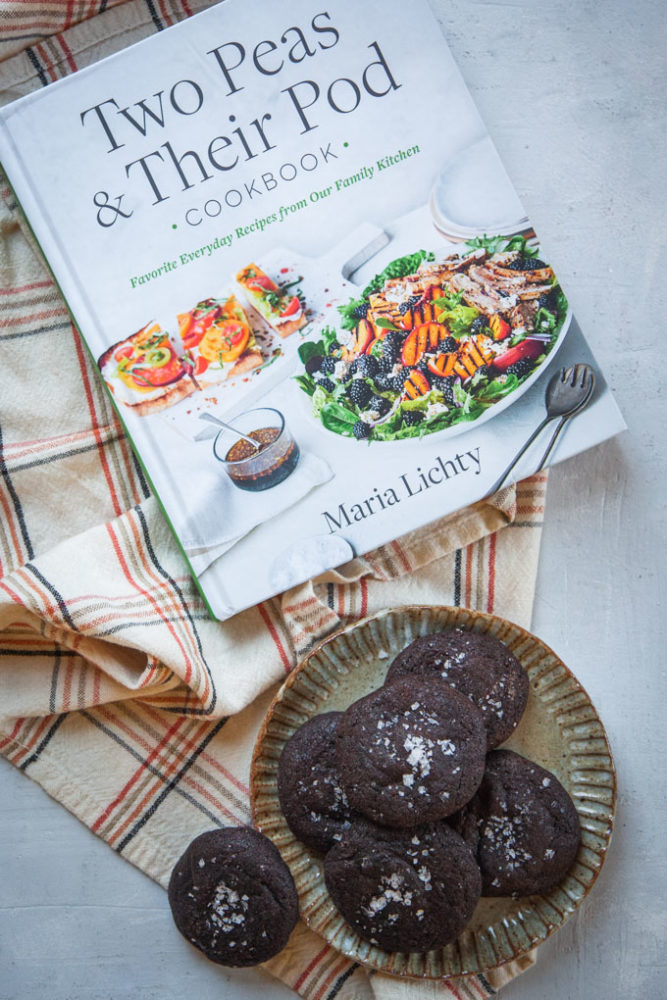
[0,0,625,620]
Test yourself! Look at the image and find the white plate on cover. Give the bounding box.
[251,605,616,980]
[429,136,529,240]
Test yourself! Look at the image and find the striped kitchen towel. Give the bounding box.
[0,2,546,996]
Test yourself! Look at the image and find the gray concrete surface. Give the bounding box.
[2,0,666,996]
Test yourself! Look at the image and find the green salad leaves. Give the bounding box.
[464,233,539,257]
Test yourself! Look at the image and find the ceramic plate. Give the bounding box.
[250,606,616,980]
[428,136,530,240]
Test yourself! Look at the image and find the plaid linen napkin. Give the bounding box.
[0,2,547,995]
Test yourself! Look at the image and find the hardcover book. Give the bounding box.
[0,0,625,619]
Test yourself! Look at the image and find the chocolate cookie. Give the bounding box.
[277,711,354,853]
[385,628,529,749]
[452,749,581,896]
[324,819,482,953]
[168,827,298,966]
[336,676,486,827]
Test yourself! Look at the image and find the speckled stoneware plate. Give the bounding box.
[250,606,616,980]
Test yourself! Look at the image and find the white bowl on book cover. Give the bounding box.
[296,304,573,446]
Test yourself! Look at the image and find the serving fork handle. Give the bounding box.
[487,415,553,495]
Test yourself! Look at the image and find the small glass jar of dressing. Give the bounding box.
[213,407,299,491]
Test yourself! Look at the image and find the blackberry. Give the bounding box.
[368,395,391,417]
[402,410,424,427]
[387,374,408,393]
[398,293,422,313]
[437,336,458,354]
[328,340,341,354]
[351,302,369,319]
[382,346,400,368]
[470,316,489,336]
[384,329,404,351]
[353,420,371,440]
[305,354,324,375]
[374,373,405,394]
[355,355,380,377]
[507,255,547,272]
[434,375,456,403]
[397,295,418,314]
[319,357,336,375]
[537,288,559,312]
[347,379,373,409]
[505,358,535,379]
[317,377,335,392]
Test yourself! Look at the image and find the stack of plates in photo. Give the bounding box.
[430,136,530,241]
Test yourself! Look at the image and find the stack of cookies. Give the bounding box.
[277,628,581,954]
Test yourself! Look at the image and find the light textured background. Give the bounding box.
[2,0,666,996]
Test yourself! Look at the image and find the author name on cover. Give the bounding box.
[321,448,482,533]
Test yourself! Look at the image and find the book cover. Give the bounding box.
[0,0,625,619]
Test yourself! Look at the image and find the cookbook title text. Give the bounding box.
[79,11,400,229]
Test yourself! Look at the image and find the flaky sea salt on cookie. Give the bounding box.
[452,749,581,896]
[167,827,298,966]
[277,711,355,853]
[324,819,481,953]
[336,676,486,828]
[385,628,529,749]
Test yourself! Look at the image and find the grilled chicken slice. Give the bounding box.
[514,282,558,301]
[490,262,555,284]
[508,299,539,334]
[449,272,517,315]
[468,264,525,299]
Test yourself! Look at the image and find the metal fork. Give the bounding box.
[535,363,595,470]
[488,363,596,494]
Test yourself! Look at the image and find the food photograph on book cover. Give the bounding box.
[91,210,580,620]
[97,231,571,438]
[0,0,625,619]
[294,233,572,444]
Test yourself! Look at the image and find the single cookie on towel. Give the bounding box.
[277,711,354,853]
[168,827,298,966]
[385,628,529,749]
[336,676,486,828]
[324,819,482,953]
[452,749,581,897]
